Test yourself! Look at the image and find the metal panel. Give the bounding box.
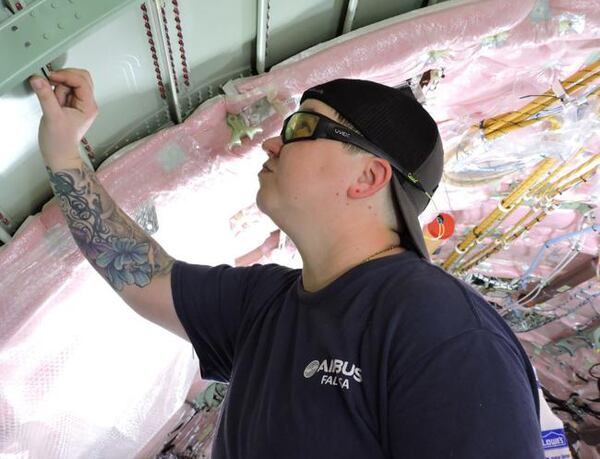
[265,0,347,69]
[165,0,256,118]
[0,81,51,236]
[352,0,426,31]
[72,2,174,161]
[0,0,174,234]
[0,0,140,94]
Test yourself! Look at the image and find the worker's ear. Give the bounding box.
[347,157,392,199]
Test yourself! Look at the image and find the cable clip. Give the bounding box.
[550,80,570,105]
[497,201,513,213]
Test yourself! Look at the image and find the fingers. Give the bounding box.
[45,69,97,113]
[29,76,62,118]
[54,84,70,106]
[49,68,94,89]
[59,68,94,90]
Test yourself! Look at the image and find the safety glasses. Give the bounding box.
[281,111,431,198]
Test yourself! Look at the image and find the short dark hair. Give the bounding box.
[333,110,404,235]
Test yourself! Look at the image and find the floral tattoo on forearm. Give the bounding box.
[47,164,173,291]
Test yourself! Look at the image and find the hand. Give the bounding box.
[29,68,99,169]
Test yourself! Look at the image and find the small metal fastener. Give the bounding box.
[24,41,31,47]
[11,25,18,31]
[43,33,48,39]
[57,23,64,29]
[74,12,80,19]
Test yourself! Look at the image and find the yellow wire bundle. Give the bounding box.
[479,60,600,140]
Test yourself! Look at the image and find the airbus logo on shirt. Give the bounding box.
[303,358,362,390]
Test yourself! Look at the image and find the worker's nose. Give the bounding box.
[262,136,283,159]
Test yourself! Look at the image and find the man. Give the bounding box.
[29,69,544,458]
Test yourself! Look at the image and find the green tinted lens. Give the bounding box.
[285,112,320,141]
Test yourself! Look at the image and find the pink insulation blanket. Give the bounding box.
[1,0,599,456]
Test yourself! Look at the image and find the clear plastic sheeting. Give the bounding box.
[443,102,600,186]
[1,0,600,457]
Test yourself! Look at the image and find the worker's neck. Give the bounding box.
[289,222,403,293]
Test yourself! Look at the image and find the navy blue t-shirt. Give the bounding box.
[171,250,544,458]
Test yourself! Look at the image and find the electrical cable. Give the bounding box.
[513,211,596,308]
[515,248,579,307]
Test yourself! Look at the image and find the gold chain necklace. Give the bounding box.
[362,244,401,264]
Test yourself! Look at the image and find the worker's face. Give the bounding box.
[256,99,363,230]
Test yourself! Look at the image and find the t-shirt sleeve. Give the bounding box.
[171,260,297,383]
[387,328,544,458]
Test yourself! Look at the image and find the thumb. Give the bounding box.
[29,76,61,118]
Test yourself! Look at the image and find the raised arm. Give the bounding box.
[29,69,187,340]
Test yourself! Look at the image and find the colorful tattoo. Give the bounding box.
[47,164,173,291]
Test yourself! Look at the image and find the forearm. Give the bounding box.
[47,159,174,292]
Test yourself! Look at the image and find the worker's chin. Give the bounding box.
[256,188,273,216]
[257,190,284,224]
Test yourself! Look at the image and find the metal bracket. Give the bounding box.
[226,112,262,150]
[135,201,159,236]
[0,0,140,94]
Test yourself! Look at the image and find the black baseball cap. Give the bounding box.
[300,79,444,261]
